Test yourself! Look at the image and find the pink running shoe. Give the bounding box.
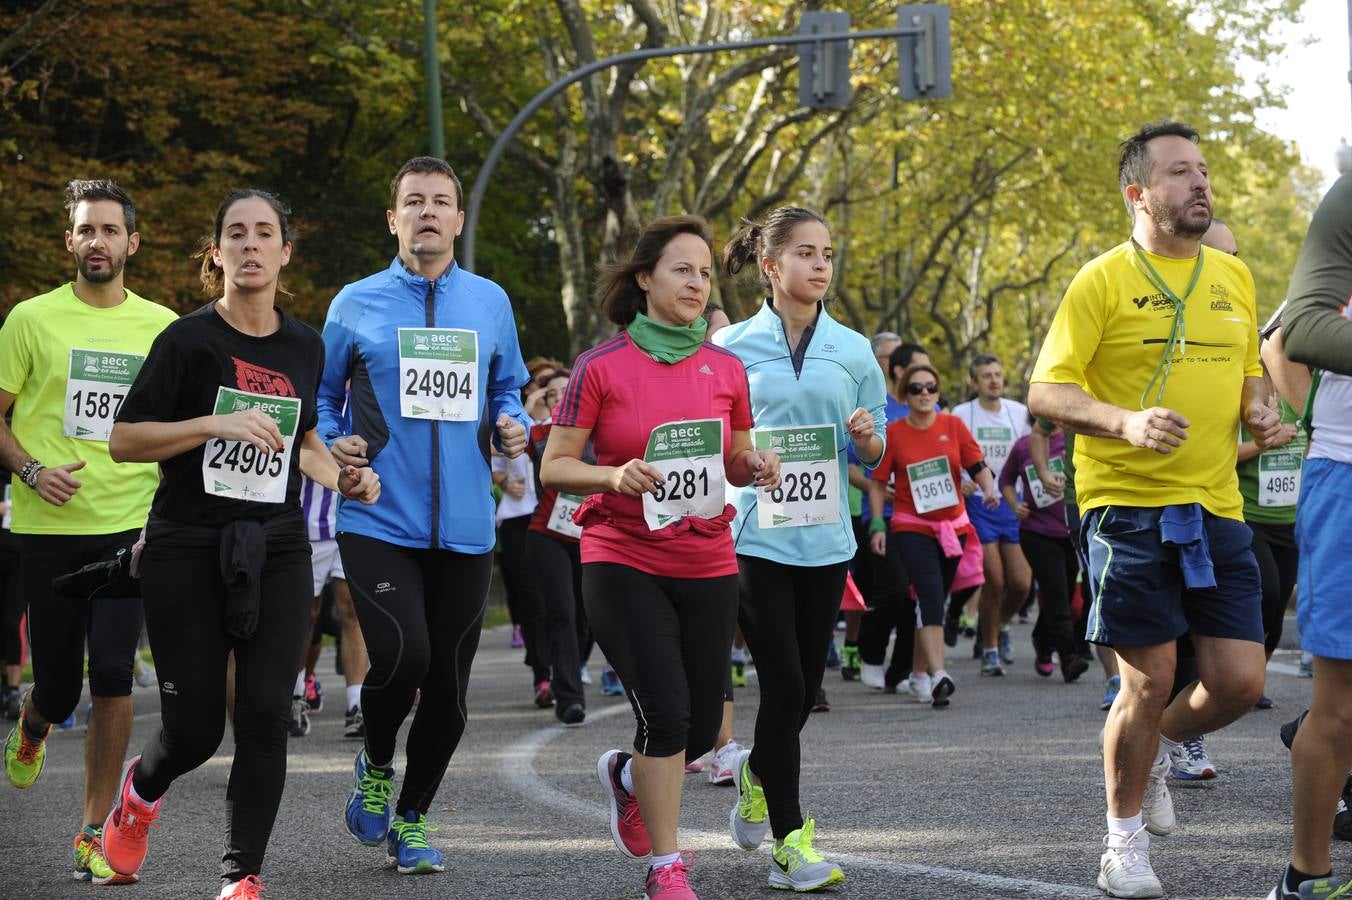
[683,757,705,774]
[597,748,651,859]
[645,851,697,898]
[101,756,161,876]
[218,874,266,898]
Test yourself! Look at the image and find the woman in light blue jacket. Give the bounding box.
[714,206,887,892]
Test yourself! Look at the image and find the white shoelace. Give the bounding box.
[1103,826,1153,875]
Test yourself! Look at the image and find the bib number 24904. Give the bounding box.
[398,327,478,421]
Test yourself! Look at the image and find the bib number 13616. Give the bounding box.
[755,425,839,528]
[642,419,726,530]
[398,327,478,421]
[202,387,301,503]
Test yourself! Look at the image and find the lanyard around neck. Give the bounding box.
[1131,239,1205,408]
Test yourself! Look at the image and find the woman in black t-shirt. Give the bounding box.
[101,190,379,900]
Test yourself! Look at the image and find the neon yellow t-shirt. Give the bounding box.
[0,283,178,534]
[1030,241,1261,521]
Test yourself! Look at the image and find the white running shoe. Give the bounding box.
[708,741,741,786]
[579,666,593,686]
[1168,737,1216,781]
[859,663,885,690]
[729,749,770,850]
[906,676,933,704]
[1142,755,1175,836]
[1097,827,1164,898]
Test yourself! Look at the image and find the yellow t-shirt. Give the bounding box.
[0,283,178,534]
[1030,241,1261,520]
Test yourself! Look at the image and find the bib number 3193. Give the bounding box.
[398,327,478,421]
[63,349,145,441]
[755,425,839,529]
[202,387,301,503]
[642,419,726,531]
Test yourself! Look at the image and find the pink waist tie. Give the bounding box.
[888,508,971,558]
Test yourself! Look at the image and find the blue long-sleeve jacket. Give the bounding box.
[714,300,888,566]
[318,258,530,552]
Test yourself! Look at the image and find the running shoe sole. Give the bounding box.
[768,866,846,892]
[930,677,955,708]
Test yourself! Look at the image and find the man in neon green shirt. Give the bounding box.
[0,180,176,885]
[1029,121,1280,899]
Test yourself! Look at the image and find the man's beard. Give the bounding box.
[1146,193,1211,238]
[75,249,126,284]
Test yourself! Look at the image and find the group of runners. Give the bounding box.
[0,117,1349,900]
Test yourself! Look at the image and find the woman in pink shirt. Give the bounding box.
[540,215,780,900]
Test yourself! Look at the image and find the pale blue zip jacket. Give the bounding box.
[714,300,887,566]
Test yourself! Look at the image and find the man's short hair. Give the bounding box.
[969,352,1000,379]
[870,331,901,357]
[65,179,136,233]
[389,156,464,211]
[887,342,929,382]
[1118,121,1200,206]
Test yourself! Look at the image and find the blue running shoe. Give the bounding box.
[387,810,444,874]
[345,749,394,846]
[600,667,624,697]
[1101,674,1121,711]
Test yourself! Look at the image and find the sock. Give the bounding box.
[363,749,394,772]
[910,672,931,687]
[650,851,681,870]
[933,668,950,682]
[731,646,745,664]
[127,774,159,808]
[294,670,306,697]
[984,646,998,654]
[346,684,362,710]
[620,757,635,795]
[1106,813,1144,838]
[21,711,47,742]
[843,639,858,648]
[1157,735,1182,766]
[1286,862,1331,891]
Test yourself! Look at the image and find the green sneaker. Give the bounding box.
[73,826,138,885]
[839,645,861,681]
[731,660,747,688]
[729,749,769,850]
[5,699,50,789]
[769,817,845,892]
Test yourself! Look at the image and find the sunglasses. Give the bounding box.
[906,382,940,396]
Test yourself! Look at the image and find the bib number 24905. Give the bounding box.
[202,387,301,503]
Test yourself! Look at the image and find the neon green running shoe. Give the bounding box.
[730,749,769,850]
[769,817,845,892]
[73,826,139,885]
[5,699,50,789]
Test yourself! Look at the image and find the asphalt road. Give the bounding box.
[0,617,1328,900]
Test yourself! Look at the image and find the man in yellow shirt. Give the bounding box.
[0,180,177,885]
[1029,121,1280,899]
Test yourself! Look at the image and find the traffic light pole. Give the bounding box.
[460,18,946,271]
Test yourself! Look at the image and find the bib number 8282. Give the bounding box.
[404,368,472,400]
[653,468,708,503]
[770,470,827,504]
[206,440,284,479]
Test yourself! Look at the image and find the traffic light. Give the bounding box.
[798,11,852,110]
[897,4,952,100]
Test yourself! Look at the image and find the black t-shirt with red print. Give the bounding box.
[117,302,322,527]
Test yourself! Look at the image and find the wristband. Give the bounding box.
[868,516,888,535]
[19,459,44,490]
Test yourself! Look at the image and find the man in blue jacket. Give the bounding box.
[318,156,530,875]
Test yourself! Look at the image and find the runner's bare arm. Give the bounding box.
[1241,376,1281,450]
[728,429,780,490]
[1028,382,1188,455]
[540,423,661,497]
[1259,328,1312,413]
[110,409,283,463]
[300,429,380,504]
[0,390,32,474]
[1027,423,1063,497]
[847,463,871,492]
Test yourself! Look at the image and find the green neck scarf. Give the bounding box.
[627,311,708,364]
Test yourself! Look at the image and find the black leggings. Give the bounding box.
[337,532,491,816]
[525,531,584,709]
[132,541,311,885]
[19,530,143,722]
[582,562,737,759]
[857,530,915,680]
[892,530,964,628]
[737,556,848,839]
[1020,529,1081,663]
[1250,520,1298,655]
[0,529,22,666]
[499,514,548,682]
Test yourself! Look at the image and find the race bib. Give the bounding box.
[755,425,839,529]
[547,492,585,539]
[1258,449,1303,508]
[976,425,1015,468]
[906,455,958,514]
[1024,455,1066,509]
[398,328,477,421]
[202,387,301,503]
[62,349,145,441]
[642,419,726,531]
